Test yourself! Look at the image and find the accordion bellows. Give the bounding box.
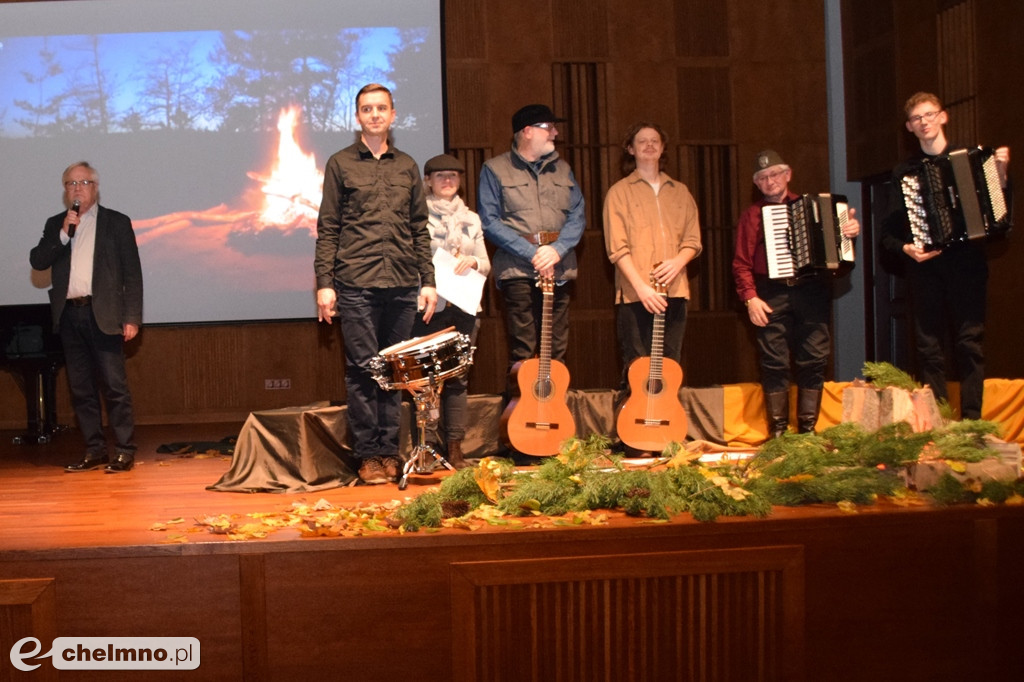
[900,145,1011,251]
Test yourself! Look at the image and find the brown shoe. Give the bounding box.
[380,456,403,482]
[358,457,388,485]
[447,440,469,470]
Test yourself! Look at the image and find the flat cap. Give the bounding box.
[424,153,465,174]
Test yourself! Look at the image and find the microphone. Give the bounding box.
[68,199,80,238]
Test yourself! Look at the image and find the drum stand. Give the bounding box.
[398,379,456,490]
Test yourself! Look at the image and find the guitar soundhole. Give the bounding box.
[646,377,664,396]
[533,378,554,401]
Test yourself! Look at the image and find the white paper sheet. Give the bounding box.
[432,248,485,315]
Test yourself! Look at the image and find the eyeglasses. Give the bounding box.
[64,180,96,188]
[754,168,787,183]
[908,110,942,125]
[531,122,556,130]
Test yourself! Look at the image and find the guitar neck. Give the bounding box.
[649,311,665,379]
[539,286,554,377]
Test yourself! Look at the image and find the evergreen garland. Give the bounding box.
[856,421,932,468]
[394,407,1020,530]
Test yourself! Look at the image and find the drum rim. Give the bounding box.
[379,329,463,357]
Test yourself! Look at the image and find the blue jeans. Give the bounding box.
[335,284,417,459]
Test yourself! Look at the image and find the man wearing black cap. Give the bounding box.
[732,150,860,438]
[477,104,585,382]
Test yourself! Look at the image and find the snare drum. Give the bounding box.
[370,330,472,390]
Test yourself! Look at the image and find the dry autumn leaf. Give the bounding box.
[474,457,503,502]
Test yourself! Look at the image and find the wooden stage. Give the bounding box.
[2,423,1024,681]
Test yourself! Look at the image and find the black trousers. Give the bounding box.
[59,303,136,456]
[615,298,688,390]
[498,277,572,369]
[755,277,831,394]
[907,245,987,419]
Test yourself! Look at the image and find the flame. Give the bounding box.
[255,106,323,232]
[134,106,325,245]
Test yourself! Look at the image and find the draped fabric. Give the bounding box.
[207,403,362,493]
[209,380,1024,493]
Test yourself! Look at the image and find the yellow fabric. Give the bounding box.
[818,381,849,430]
[722,383,768,446]
[981,378,1024,444]
[718,379,1024,446]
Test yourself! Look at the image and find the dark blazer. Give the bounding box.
[29,205,144,336]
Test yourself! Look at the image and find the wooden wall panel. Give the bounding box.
[603,62,681,151]
[674,0,730,58]
[444,65,491,147]
[677,67,733,141]
[0,579,57,682]
[443,0,488,61]
[565,309,621,391]
[1,508,1022,680]
[449,547,805,682]
[607,0,680,61]
[551,0,609,60]
[976,0,1024,384]
[483,0,553,63]
[729,2,826,63]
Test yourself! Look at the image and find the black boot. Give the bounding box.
[796,388,823,434]
[764,391,790,439]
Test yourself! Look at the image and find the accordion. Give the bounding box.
[762,193,854,280]
[899,146,1011,251]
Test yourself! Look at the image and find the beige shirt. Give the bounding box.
[602,170,703,303]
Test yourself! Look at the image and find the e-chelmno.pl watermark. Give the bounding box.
[10,637,200,671]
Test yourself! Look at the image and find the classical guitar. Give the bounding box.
[501,275,576,456]
[616,271,688,451]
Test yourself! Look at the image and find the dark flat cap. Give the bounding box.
[424,153,465,174]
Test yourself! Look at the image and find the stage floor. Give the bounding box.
[0,416,1015,556]
[5,422,735,555]
[0,422,448,554]
[3,424,1024,681]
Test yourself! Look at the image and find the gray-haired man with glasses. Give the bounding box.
[733,149,861,438]
[477,104,585,387]
[29,161,143,473]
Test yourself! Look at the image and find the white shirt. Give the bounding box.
[62,204,98,299]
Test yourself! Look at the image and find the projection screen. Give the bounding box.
[0,0,445,324]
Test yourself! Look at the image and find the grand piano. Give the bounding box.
[0,303,65,444]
